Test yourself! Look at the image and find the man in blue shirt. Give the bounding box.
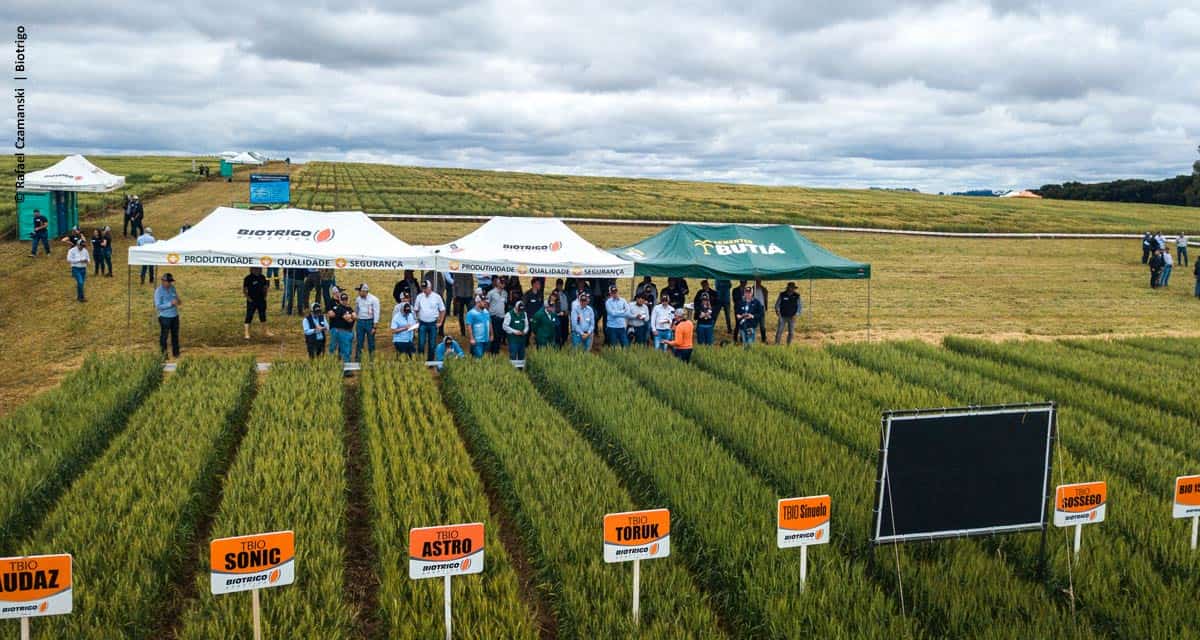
[137,228,157,284]
[154,273,182,357]
[571,292,596,350]
[465,295,491,358]
[603,286,630,347]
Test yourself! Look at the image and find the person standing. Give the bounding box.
[67,238,90,302]
[603,286,631,347]
[465,295,491,357]
[122,195,135,237]
[29,209,50,256]
[302,302,329,358]
[486,280,508,355]
[735,286,764,347]
[352,283,380,360]
[774,282,802,345]
[319,268,337,308]
[753,279,769,343]
[327,291,356,365]
[523,277,545,320]
[1194,259,1200,299]
[393,270,420,305]
[128,195,145,237]
[60,225,84,248]
[1162,249,1174,288]
[694,294,715,345]
[90,229,104,276]
[570,292,595,350]
[414,280,446,361]
[663,278,684,310]
[629,294,651,346]
[155,273,181,357]
[390,300,418,359]
[300,268,321,310]
[100,227,114,276]
[665,310,695,362]
[650,294,675,351]
[451,272,476,336]
[715,279,733,333]
[1149,249,1166,289]
[530,292,560,349]
[635,277,658,306]
[503,301,530,361]
[556,284,571,346]
[1155,232,1167,252]
[1177,232,1189,267]
[242,267,272,340]
[280,268,298,315]
[1141,232,1152,264]
[137,227,156,284]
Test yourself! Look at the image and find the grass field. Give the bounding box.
[0,155,211,236]
[4,338,1199,637]
[290,161,1200,233]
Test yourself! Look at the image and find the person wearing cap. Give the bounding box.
[650,294,675,351]
[635,276,658,306]
[570,292,596,350]
[503,300,530,361]
[66,238,90,302]
[628,294,651,346]
[414,280,447,361]
[693,280,715,314]
[694,293,716,345]
[485,279,508,355]
[451,272,476,337]
[353,283,381,360]
[242,267,272,340]
[433,335,465,370]
[302,302,329,358]
[393,270,421,305]
[128,195,145,237]
[735,286,764,347]
[465,295,491,357]
[603,286,631,347]
[154,273,181,357]
[774,282,802,345]
[390,298,419,359]
[530,291,561,349]
[137,227,157,284]
[327,290,357,364]
[60,225,83,247]
[29,209,50,256]
[665,309,695,362]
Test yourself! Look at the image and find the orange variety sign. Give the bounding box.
[1174,475,1200,519]
[0,554,72,619]
[778,495,831,549]
[1053,481,1107,527]
[409,523,484,579]
[210,531,295,595]
[604,509,670,563]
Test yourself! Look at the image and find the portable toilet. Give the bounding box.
[220,160,233,178]
[17,190,78,239]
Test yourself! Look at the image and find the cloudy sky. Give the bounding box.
[5,1,1198,191]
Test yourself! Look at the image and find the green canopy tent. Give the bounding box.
[612,223,873,338]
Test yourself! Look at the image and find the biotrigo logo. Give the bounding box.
[236,228,336,243]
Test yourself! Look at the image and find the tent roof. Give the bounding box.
[612,223,870,280]
[128,207,433,270]
[21,155,126,193]
[226,152,265,165]
[431,216,634,278]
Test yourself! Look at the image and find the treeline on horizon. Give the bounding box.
[1036,174,1200,207]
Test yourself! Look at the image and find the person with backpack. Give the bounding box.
[774,282,802,345]
[302,303,329,358]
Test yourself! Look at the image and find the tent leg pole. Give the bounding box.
[808,279,814,333]
[867,279,872,343]
[127,265,132,347]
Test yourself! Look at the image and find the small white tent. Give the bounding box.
[128,207,433,270]
[226,152,265,165]
[430,216,635,278]
[21,154,125,192]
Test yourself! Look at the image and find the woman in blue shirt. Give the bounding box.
[390,302,418,359]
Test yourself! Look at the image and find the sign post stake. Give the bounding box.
[1073,523,1082,557]
[800,546,808,590]
[20,617,29,640]
[1192,516,1198,551]
[632,558,641,625]
[444,574,452,640]
[251,588,262,640]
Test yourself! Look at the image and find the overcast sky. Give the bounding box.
[5,1,1198,191]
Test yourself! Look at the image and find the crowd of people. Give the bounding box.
[31,194,152,303]
[1140,231,1192,292]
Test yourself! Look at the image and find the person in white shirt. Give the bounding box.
[1162,247,1175,287]
[353,283,381,361]
[650,294,675,351]
[485,280,508,354]
[1177,233,1189,267]
[414,280,446,360]
[67,239,90,302]
[628,295,651,346]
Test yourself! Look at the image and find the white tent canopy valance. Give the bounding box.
[429,216,635,279]
[128,207,433,270]
[21,154,126,193]
[226,152,265,165]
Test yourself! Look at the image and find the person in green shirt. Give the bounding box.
[530,291,561,349]
[502,300,529,361]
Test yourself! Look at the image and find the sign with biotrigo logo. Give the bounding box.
[692,238,786,256]
[1054,481,1107,527]
[235,227,336,242]
[0,554,72,619]
[409,523,485,579]
[604,509,670,563]
[210,531,295,595]
[778,495,830,548]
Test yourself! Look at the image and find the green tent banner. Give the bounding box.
[612,223,871,280]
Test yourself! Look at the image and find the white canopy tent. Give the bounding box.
[429,216,635,279]
[21,154,125,192]
[226,152,265,165]
[128,206,433,270]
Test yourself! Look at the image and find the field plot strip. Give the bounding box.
[526,350,909,639]
[177,359,354,639]
[1117,336,1200,361]
[442,358,725,638]
[829,342,1200,637]
[602,347,1085,639]
[15,356,255,639]
[0,353,161,555]
[359,360,540,639]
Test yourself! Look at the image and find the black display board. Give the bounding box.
[873,403,1055,544]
